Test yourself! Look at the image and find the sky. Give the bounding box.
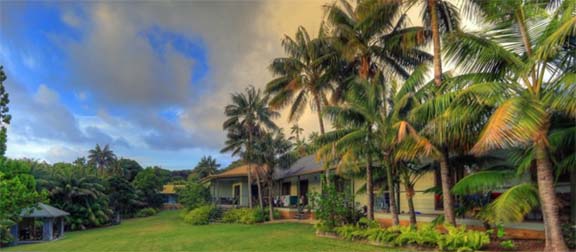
[0,0,340,169]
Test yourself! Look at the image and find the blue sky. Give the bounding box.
[0,1,327,169]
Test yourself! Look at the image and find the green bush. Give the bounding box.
[366,227,401,244]
[499,240,515,249]
[178,181,211,210]
[436,225,490,251]
[184,205,216,225]
[135,208,157,217]
[334,218,381,240]
[309,183,360,232]
[221,208,279,224]
[394,224,439,248]
[331,221,489,251]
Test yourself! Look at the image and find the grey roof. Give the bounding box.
[274,155,327,179]
[20,203,69,218]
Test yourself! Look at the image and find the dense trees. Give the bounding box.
[257,0,573,250]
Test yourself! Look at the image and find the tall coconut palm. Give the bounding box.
[317,72,393,220]
[407,0,459,87]
[326,0,431,82]
[222,86,279,209]
[266,26,337,184]
[444,1,574,250]
[266,26,335,135]
[88,144,117,176]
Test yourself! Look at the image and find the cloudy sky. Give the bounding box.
[0,0,341,169]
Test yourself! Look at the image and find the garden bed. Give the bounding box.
[484,239,544,251]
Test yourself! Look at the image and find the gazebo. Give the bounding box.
[10,203,69,244]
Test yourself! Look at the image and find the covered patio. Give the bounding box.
[10,203,69,244]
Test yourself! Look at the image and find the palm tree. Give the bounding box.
[42,163,112,230]
[252,130,295,221]
[290,124,304,143]
[407,0,459,87]
[222,86,279,209]
[266,26,337,184]
[318,73,392,220]
[326,0,431,82]
[266,26,335,135]
[193,156,220,179]
[444,1,574,250]
[88,144,117,176]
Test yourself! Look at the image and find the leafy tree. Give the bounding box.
[222,86,279,208]
[88,144,117,176]
[178,180,211,211]
[116,158,143,182]
[106,176,139,222]
[0,159,46,244]
[0,66,10,157]
[132,167,165,209]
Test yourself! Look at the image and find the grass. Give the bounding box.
[4,210,387,251]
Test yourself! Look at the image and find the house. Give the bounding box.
[202,164,268,207]
[9,203,69,245]
[160,184,185,209]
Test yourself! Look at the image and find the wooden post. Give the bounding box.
[59,217,64,238]
[43,218,54,241]
[297,176,301,209]
[9,224,18,244]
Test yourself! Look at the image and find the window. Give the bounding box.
[281,182,291,195]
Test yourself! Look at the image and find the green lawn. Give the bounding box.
[4,210,388,251]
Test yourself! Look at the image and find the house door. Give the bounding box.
[299,180,309,205]
[299,180,308,197]
[233,184,241,205]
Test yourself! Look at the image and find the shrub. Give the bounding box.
[309,183,360,232]
[335,218,381,241]
[135,208,157,217]
[184,205,216,225]
[436,225,490,251]
[178,181,211,210]
[499,240,515,249]
[562,224,576,249]
[221,208,277,224]
[366,227,401,244]
[394,224,439,248]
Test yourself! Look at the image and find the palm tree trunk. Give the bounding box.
[429,0,443,87]
[247,165,253,208]
[366,154,374,220]
[314,94,330,185]
[255,166,264,210]
[439,151,456,225]
[268,178,275,221]
[360,56,370,80]
[385,160,399,226]
[406,184,417,230]
[571,165,576,226]
[535,140,568,252]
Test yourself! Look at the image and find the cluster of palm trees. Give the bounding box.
[222,0,574,251]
